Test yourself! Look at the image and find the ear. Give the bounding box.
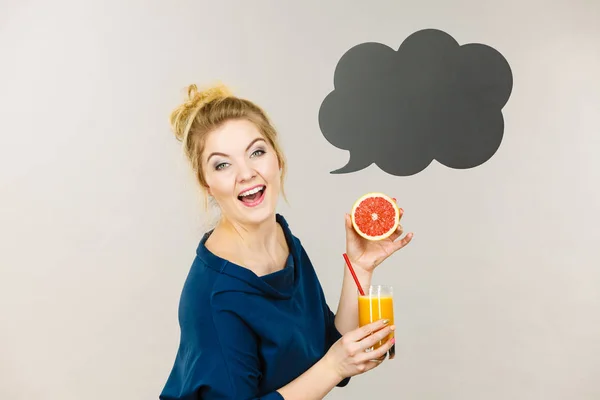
[202,183,212,197]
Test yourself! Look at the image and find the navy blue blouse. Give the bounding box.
[159,214,349,399]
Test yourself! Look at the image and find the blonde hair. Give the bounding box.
[169,82,287,210]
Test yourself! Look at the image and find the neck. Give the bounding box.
[216,213,283,256]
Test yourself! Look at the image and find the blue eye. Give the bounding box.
[215,162,229,171]
[251,149,265,157]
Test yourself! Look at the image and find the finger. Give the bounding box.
[344,213,352,230]
[389,342,396,360]
[387,223,404,241]
[358,337,396,363]
[367,352,387,364]
[365,356,386,371]
[391,232,413,252]
[359,325,394,351]
[344,213,358,238]
[371,354,386,363]
[348,318,391,342]
[359,353,388,372]
[355,358,384,375]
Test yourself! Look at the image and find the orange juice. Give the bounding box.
[358,294,394,350]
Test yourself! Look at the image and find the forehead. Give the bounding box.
[204,119,264,150]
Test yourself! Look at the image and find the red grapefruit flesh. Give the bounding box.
[351,192,400,241]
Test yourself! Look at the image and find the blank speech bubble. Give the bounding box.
[318,28,513,176]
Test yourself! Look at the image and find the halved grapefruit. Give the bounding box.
[351,192,400,241]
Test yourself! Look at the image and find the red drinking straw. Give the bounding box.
[343,253,365,296]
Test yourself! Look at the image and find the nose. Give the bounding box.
[236,160,256,183]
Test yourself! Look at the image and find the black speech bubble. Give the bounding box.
[318,28,513,176]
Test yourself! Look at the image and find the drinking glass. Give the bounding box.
[358,284,395,360]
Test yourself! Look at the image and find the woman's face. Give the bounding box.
[202,119,281,226]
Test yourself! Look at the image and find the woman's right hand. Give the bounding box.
[323,319,396,380]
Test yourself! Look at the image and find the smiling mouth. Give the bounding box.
[237,185,266,205]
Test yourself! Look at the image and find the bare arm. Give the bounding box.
[334,264,372,335]
[277,319,394,400]
[275,358,343,400]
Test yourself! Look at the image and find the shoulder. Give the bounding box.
[276,213,323,282]
[275,213,306,252]
[176,256,218,324]
[176,260,254,343]
[177,253,258,316]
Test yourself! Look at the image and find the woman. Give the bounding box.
[160,83,413,400]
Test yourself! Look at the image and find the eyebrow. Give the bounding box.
[206,137,266,163]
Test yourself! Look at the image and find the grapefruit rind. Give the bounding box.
[350,192,400,241]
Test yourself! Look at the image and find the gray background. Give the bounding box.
[1,0,599,399]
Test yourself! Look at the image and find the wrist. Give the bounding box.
[348,263,372,285]
[345,255,373,276]
[277,352,346,399]
[319,354,346,383]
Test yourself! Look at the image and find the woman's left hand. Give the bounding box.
[344,204,413,275]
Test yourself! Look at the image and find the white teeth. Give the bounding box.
[239,186,264,197]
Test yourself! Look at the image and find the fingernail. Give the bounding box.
[382,319,390,325]
[390,325,396,331]
[391,338,396,345]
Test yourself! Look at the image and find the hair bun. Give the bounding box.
[170,82,233,141]
[186,83,232,107]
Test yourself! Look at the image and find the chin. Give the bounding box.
[235,184,278,224]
